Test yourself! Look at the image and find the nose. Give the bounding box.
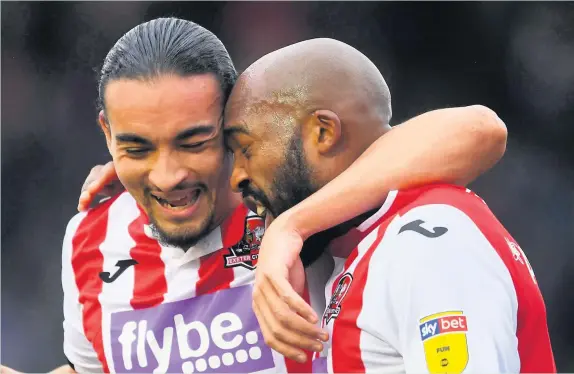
[148,151,190,191]
[230,164,250,193]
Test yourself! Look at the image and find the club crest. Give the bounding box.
[224,215,265,271]
[323,273,353,325]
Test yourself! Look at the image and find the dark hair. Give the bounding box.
[97,17,237,117]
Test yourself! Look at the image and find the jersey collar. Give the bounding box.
[327,190,399,259]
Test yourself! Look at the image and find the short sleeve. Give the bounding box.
[381,204,521,373]
[62,213,104,373]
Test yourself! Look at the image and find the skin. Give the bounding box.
[99,74,240,248]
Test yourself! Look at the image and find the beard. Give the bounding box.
[241,134,343,267]
[240,134,316,220]
[270,136,336,266]
[147,206,216,250]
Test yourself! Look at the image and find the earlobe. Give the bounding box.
[313,110,342,154]
[98,110,113,152]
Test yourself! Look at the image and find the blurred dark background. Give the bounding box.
[1,1,573,371]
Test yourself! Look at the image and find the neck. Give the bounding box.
[327,207,381,242]
[301,208,378,267]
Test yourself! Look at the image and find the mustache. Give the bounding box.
[241,185,273,210]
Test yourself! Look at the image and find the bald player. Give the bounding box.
[226,39,556,373]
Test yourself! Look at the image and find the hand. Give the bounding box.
[48,365,76,374]
[253,213,329,363]
[77,161,124,212]
[1,364,75,374]
[1,366,22,374]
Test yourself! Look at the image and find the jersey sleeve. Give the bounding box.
[62,213,104,373]
[380,204,521,373]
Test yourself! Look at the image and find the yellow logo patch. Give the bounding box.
[418,311,469,373]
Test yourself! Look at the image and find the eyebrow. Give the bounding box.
[115,133,151,145]
[175,125,218,141]
[115,125,218,144]
[223,125,250,137]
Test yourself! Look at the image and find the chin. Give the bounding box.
[153,225,202,249]
[151,218,212,249]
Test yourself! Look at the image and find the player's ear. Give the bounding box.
[98,110,113,152]
[304,110,342,155]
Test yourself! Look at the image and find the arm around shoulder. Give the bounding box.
[282,105,507,241]
[391,104,508,186]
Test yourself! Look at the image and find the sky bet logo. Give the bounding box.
[109,285,274,373]
[419,312,468,341]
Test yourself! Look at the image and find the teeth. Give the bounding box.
[153,190,200,210]
[256,205,267,217]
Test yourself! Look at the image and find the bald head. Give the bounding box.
[229,38,391,131]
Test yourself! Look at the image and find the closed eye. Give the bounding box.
[181,140,208,150]
[240,146,252,159]
[125,148,150,155]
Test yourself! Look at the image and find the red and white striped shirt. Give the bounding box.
[62,191,333,373]
[314,184,555,373]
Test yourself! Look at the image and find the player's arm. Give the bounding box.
[286,104,507,240]
[382,203,522,373]
[62,214,103,373]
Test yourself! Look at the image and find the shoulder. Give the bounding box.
[363,188,519,310]
[62,192,138,259]
[395,183,489,214]
[364,183,494,248]
[369,184,509,278]
[384,183,497,243]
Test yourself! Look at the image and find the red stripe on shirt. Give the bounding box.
[285,280,313,373]
[331,223,387,373]
[328,190,416,373]
[71,196,121,373]
[221,203,250,248]
[128,208,167,310]
[195,204,247,296]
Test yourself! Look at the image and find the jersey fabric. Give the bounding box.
[62,191,333,373]
[313,184,555,373]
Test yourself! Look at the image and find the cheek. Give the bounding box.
[114,159,148,193]
[249,157,280,193]
[257,144,283,178]
[183,146,229,184]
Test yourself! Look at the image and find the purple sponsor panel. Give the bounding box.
[312,357,328,373]
[110,285,275,373]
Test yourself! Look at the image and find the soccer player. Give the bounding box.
[54,19,507,374]
[225,39,556,372]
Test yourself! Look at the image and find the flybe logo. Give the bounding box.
[109,285,274,373]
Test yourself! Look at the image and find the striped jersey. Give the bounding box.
[313,184,555,373]
[62,191,333,373]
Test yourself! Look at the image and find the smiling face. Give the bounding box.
[100,74,235,248]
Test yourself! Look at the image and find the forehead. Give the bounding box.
[105,74,223,132]
[224,78,304,139]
